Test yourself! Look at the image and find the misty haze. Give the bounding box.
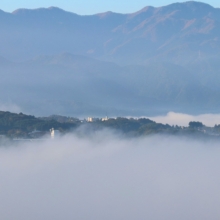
[1,133,220,220]
[1,1,220,219]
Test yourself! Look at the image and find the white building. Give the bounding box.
[101,116,109,121]
[87,117,93,122]
[87,117,99,122]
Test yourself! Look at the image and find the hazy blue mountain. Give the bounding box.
[1,1,220,64]
[1,2,220,116]
[0,53,220,116]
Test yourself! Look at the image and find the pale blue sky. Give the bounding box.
[1,0,220,14]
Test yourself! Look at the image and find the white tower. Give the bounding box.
[50,128,55,139]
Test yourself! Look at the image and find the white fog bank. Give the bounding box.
[0,132,220,220]
[149,112,220,127]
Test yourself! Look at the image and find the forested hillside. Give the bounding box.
[0,111,220,139]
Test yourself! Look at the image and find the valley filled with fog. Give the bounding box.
[1,132,220,220]
[1,2,220,219]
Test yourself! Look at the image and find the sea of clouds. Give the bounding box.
[1,130,220,220]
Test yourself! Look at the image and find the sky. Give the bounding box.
[1,0,220,14]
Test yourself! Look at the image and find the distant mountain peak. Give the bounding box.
[133,1,213,13]
[12,6,67,15]
[160,1,214,11]
[130,1,214,19]
[48,6,62,10]
[97,11,113,17]
[182,1,214,7]
[12,8,26,14]
[130,6,155,17]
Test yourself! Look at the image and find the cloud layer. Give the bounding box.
[149,112,220,127]
[0,132,220,220]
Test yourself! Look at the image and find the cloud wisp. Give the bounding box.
[0,131,220,220]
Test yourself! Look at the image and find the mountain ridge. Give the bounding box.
[1,2,220,115]
[0,1,219,63]
[6,1,217,16]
